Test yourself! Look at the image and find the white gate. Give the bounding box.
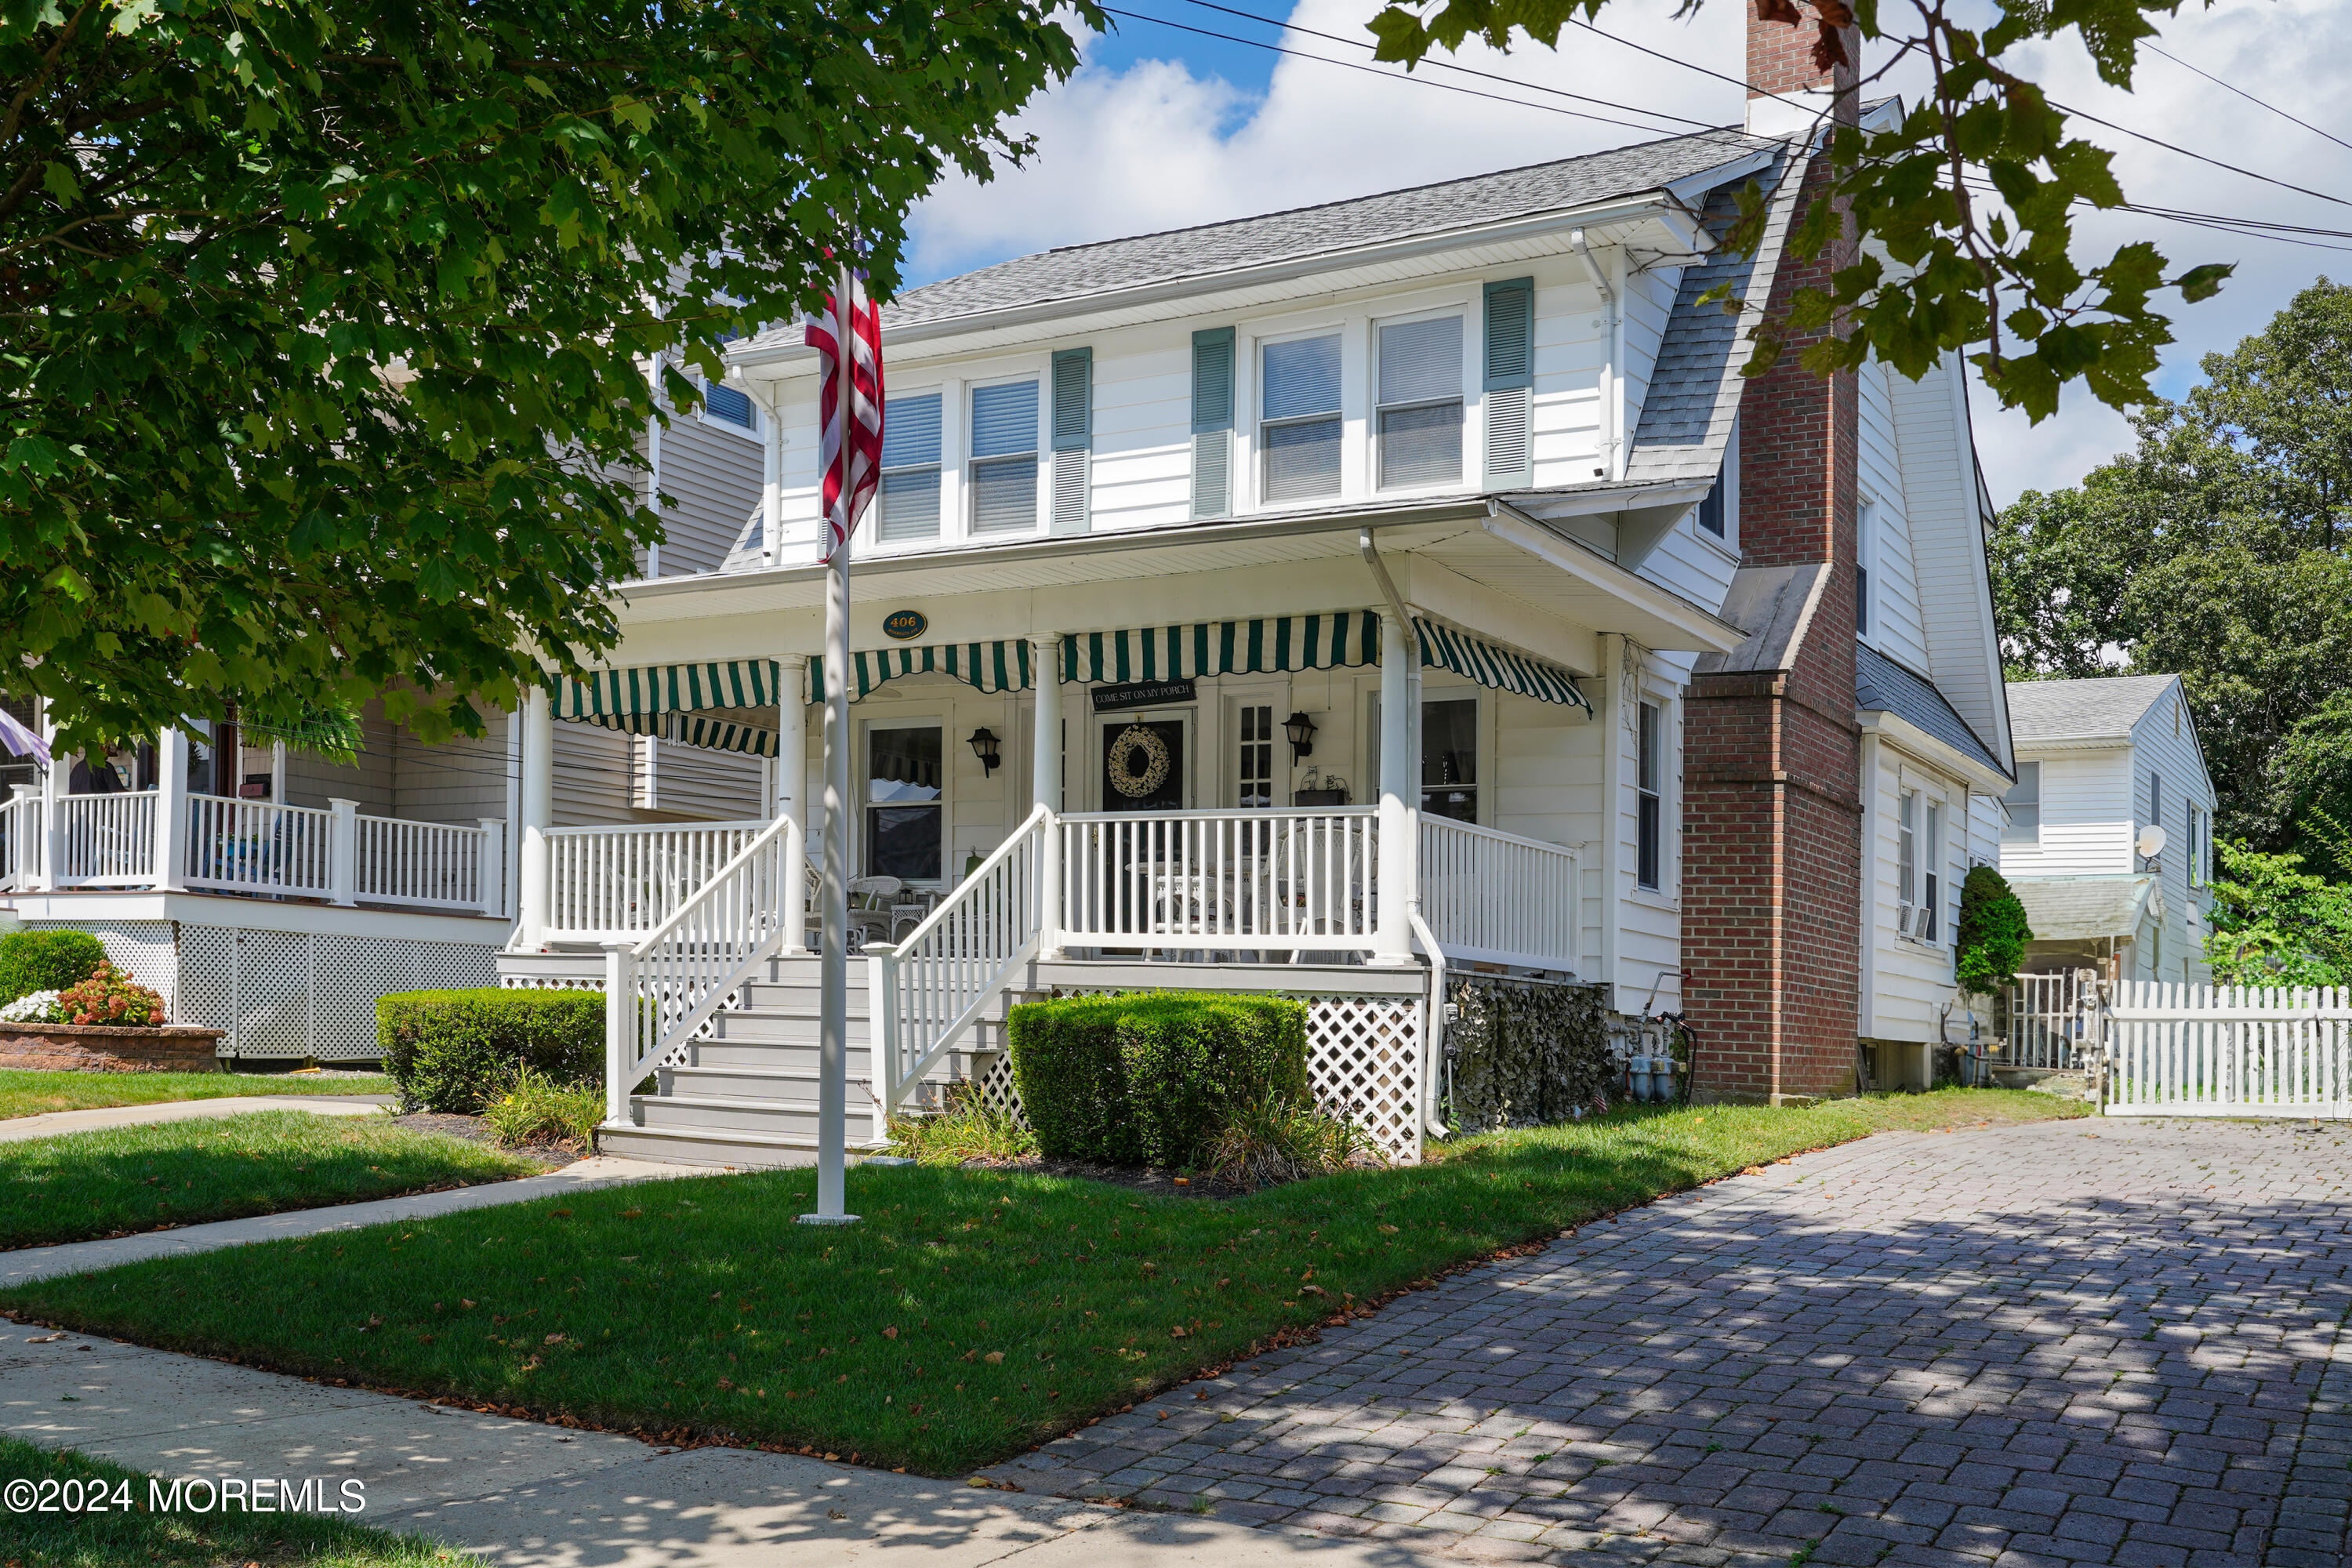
[2106,982,2352,1118]
[2003,970,2104,1069]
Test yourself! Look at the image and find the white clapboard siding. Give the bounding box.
[1860,361,1931,676]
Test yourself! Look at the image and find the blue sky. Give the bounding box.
[899,0,2352,503]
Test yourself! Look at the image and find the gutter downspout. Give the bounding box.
[1570,229,1624,481]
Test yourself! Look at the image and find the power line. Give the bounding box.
[2145,42,2352,157]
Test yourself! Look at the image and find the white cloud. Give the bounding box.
[904,0,2352,508]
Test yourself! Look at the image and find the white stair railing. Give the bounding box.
[603,814,802,1126]
[869,804,1051,1119]
[1418,816,1580,971]
[0,790,31,891]
[1058,806,1377,953]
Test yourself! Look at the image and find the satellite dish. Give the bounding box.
[2137,824,2168,860]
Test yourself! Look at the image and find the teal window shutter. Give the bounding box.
[1051,347,1092,535]
[1483,278,1534,489]
[1192,326,1234,518]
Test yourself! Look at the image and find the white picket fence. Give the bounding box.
[2107,982,2352,1117]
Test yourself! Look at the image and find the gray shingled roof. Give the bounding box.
[1626,142,1801,485]
[746,128,1773,347]
[2010,876,2159,942]
[1858,643,2008,779]
[2005,675,2176,744]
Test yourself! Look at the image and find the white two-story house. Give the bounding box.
[1998,674,2216,985]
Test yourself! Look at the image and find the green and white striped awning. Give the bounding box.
[808,640,1036,705]
[1414,617,1592,713]
[548,659,784,755]
[1063,613,1381,684]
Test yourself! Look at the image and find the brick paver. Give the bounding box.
[982,1117,2352,1566]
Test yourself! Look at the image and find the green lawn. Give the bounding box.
[0,1111,541,1249]
[0,1435,461,1567]
[0,1067,391,1121]
[0,1091,2082,1475]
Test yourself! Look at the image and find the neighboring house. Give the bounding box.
[463,2,2015,1165]
[1998,674,2216,986]
[0,379,767,1060]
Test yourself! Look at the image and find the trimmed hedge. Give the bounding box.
[1005,991,1308,1168]
[0,930,107,1006]
[377,989,603,1114]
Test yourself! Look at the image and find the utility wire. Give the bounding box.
[2145,42,2352,157]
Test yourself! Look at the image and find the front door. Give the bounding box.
[1101,720,1185,813]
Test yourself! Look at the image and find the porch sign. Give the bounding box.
[803,258,884,1227]
[1091,678,1195,713]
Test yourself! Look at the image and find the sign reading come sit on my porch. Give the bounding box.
[1091,679,1196,713]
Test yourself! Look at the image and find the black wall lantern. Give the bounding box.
[1283,711,1317,763]
[967,727,1001,775]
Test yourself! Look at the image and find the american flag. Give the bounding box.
[804,266,884,562]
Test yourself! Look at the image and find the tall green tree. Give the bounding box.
[1991,279,2352,855]
[2,0,1092,750]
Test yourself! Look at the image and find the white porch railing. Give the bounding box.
[868,804,1051,1118]
[55,791,158,887]
[1058,807,1378,953]
[547,819,768,942]
[357,815,503,913]
[604,814,802,1125]
[184,794,335,897]
[0,790,33,891]
[1418,816,1581,971]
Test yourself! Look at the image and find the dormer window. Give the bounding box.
[1377,314,1463,489]
[1261,334,1342,503]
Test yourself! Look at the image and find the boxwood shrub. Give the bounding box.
[377,988,603,1114]
[0,930,107,1006]
[1005,991,1308,1168]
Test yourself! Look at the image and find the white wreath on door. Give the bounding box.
[1106,724,1172,798]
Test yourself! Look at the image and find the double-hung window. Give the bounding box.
[877,391,942,543]
[866,724,944,883]
[1897,789,1918,928]
[1636,701,1663,891]
[1377,314,1463,489]
[2002,760,2040,843]
[969,380,1040,534]
[1261,334,1342,503]
[701,331,757,429]
[1420,698,1479,823]
[2188,800,2208,887]
[1921,800,1944,942]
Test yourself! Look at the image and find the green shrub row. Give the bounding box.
[0,929,107,1005]
[1005,991,1307,1168]
[376,988,602,1113]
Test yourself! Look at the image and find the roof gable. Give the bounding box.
[2006,675,2178,745]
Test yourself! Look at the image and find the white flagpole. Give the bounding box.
[803,260,859,1227]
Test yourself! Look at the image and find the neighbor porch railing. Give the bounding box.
[2,786,503,915]
[1057,806,1380,954]
[1417,816,1581,971]
[546,818,768,942]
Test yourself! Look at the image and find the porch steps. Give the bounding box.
[593,952,1029,1171]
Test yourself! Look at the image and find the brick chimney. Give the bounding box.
[1745,1,1860,136]
[1678,0,1866,1105]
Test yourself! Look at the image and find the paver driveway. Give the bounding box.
[985,1116,2352,1567]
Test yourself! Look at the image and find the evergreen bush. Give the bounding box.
[377,988,603,1114]
[1005,991,1308,1167]
[0,930,107,1005]
[1955,864,2034,994]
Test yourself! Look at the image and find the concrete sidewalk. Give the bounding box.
[0,1329,1451,1567]
[1,1155,689,1288]
[0,1093,395,1143]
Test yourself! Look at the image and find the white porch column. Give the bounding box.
[776,654,810,955]
[1030,633,1064,959]
[327,797,359,906]
[516,687,554,949]
[477,818,506,916]
[35,699,60,892]
[154,727,190,891]
[1373,614,1414,965]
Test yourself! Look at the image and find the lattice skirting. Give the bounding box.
[20,920,180,1018]
[1039,986,1426,1163]
[177,927,500,1059]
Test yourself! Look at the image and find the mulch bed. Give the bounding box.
[389,1112,580,1170]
